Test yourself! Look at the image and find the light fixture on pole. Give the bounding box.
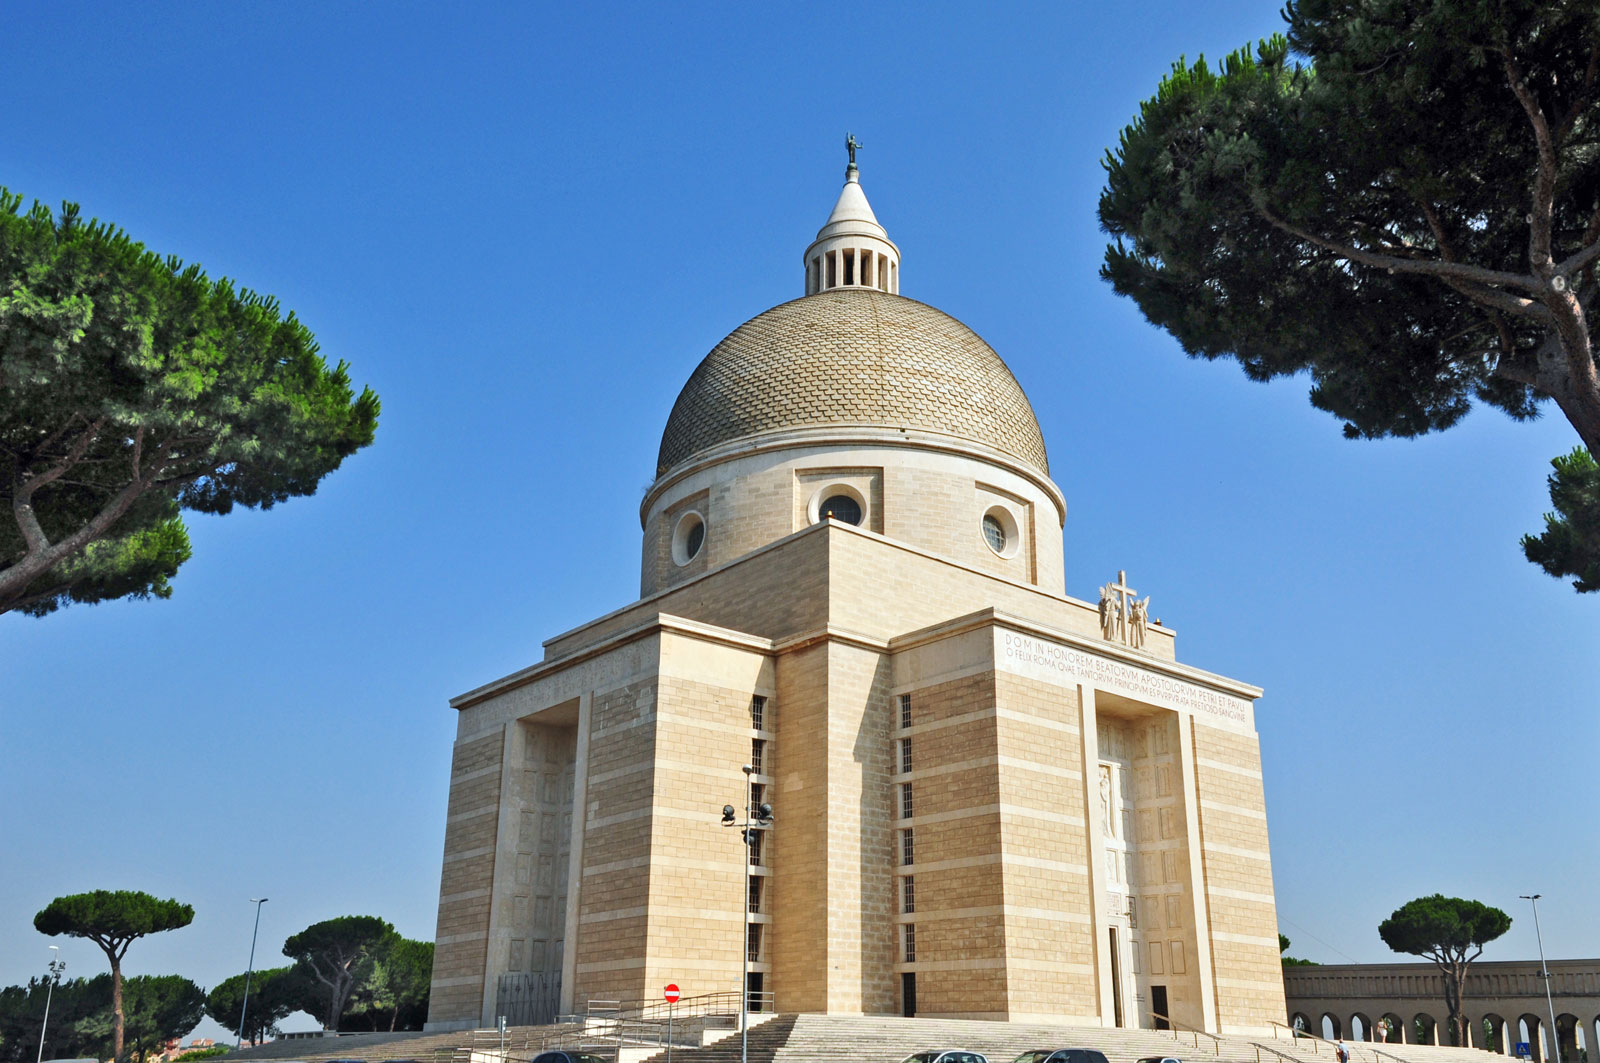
[236,898,269,1050]
[1519,895,1561,1063]
[35,946,64,1063]
[719,765,772,1063]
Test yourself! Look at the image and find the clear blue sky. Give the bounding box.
[2,0,1594,1036]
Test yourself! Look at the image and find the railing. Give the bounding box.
[1254,1040,1318,1063]
[1152,1013,1224,1056]
[1268,1022,1429,1063]
[498,991,779,1060]
[1271,1021,1322,1051]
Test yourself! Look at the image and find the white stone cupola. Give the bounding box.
[803,134,900,295]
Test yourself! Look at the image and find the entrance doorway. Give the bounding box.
[1152,985,1169,1029]
[746,972,764,1013]
[902,972,917,1018]
[1109,928,1126,1027]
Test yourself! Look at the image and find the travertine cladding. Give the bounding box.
[431,523,1275,1032]
[561,522,1165,665]
[655,290,1049,478]
[430,730,506,1021]
[640,445,1065,598]
[1189,725,1283,1033]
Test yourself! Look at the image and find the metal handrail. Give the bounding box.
[1254,1041,1317,1063]
[1268,1022,1420,1063]
[1270,1021,1321,1051]
[1152,1013,1223,1056]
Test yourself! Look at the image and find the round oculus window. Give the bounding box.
[981,505,1020,559]
[982,513,1007,553]
[819,493,863,525]
[671,511,706,566]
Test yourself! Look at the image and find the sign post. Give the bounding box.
[663,984,680,1063]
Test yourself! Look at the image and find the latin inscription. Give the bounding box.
[999,631,1252,729]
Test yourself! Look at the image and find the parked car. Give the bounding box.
[1136,1056,1185,1063]
[1010,1050,1114,1063]
[901,1051,989,1063]
[532,1053,612,1063]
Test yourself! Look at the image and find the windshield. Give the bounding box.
[1013,1053,1056,1063]
[902,1054,945,1063]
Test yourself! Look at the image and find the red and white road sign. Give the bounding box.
[664,984,680,1003]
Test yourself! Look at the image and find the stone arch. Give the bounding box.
[1482,1013,1510,1054]
[1380,1013,1407,1044]
[1292,1013,1314,1037]
[1520,1014,1547,1061]
[1556,1014,1583,1062]
[1353,1013,1375,1042]
[1323,1013,1344,1040]
[1414,1013,1440,1046]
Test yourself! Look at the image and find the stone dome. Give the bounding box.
[656,288,1049,478]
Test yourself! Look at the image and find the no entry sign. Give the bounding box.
[664,984,680,1003]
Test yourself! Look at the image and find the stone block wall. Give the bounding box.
[428,729,507,1026]
[897,669,1008,1019]
[992,672,1097,1022]
[1190,722,1285,1032]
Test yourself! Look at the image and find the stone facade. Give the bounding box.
[425,159,1285,1036]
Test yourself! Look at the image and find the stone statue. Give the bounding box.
[1098,583,1118,640]
[1129,596,1150,649]
[1098,765,1113,836]
[846,132,862,167]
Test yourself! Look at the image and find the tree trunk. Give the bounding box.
[110,953,125,1063]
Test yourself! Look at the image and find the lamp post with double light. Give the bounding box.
[720,765,772,1063]
[1519,895,1561,1063]
[35,946,64,1063]
[236,898,269,1050]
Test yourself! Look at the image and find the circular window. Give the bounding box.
[982,514,1007,553]
[981,505,1020,559]
[671,511,706,566]
[819,493,862,525]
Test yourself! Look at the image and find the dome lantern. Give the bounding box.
[803,134,900,296]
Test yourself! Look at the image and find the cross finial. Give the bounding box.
[845,132,862,170]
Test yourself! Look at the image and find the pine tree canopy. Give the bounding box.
[1099,0,1600,587]
[0,192,379,616]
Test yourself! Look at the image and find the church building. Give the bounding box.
[425,148,1287,1034]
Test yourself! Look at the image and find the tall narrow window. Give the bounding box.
[748,829,764,866]
[899,737,913,774]
[900,827,914,866]
[900,782,914,820]
[902,876,916,914]
[748,876,762,914]
[751,738,765,775]
[750,783,765,809]
[746,922,762,962]
[899,693,912,729]
[750,695,767,731]
[903,922,916,962]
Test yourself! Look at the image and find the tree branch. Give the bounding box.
[1503,55,1559,273]
[15,417,106,507]
[1554,241,1600,279]
[1255,202,1549,295]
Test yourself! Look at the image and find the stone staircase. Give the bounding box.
[224,1024,580,1063]
[632,1015,1504,1063]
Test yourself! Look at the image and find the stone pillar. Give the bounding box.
[1078,684,1114,1026]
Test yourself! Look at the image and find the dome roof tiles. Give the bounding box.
[656,289,1049,478]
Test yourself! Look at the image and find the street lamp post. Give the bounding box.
[720,765,772,1063]
[1520,895,1561,1063]
[35,946,64,1063]
[236,898,269,1050]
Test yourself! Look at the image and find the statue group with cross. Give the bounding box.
[1098,570,1151,649]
